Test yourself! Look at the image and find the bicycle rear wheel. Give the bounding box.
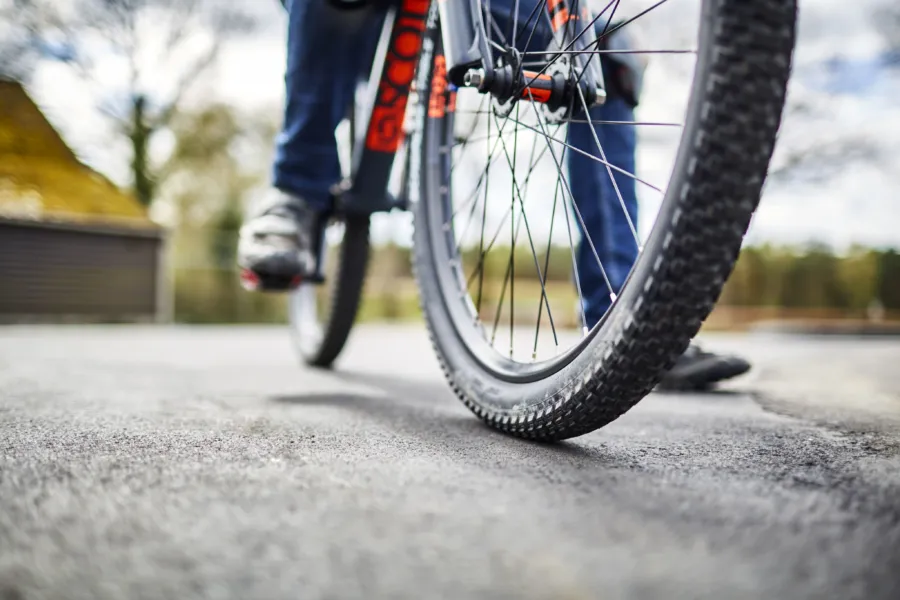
[289,214,370,367]
[409,0,796,439]
[288,97,371,369]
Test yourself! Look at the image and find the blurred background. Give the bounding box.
[1,0,898,329]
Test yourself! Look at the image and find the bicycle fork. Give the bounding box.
[333,0,606,223]
[440,0,607,109]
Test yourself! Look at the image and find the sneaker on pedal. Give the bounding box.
[237,190,317,292]
[657,344,751,392]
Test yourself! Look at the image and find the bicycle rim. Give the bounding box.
[428,0,700,378]
[408,0,795,438]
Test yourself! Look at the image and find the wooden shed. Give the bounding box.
[0,78,167,322]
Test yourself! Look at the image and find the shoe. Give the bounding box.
[237,190,317,292]
[656,344,751,392]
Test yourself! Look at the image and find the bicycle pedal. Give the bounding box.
[239,269,304,292]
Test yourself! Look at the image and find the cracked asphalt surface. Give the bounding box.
[1,325,899,599]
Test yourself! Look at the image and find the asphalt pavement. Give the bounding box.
[1,325,899,600]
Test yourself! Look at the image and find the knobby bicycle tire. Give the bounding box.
[409,0,797,440]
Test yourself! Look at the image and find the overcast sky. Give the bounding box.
[24,0,900,250]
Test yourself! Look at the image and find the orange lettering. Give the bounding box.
[364,0,428,152]
[522,87,552,103]
[428,55,448,118]
[551,8,570,32]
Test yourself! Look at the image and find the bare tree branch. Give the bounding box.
[9,0,257,204]
[874,0,900,52]
[152,38,221,129]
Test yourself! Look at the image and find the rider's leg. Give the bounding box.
[568,98,639,330]
[485,2,751,389]
[487,0,552,50]
[238,0,383,286]
[273,0,384,209]
[561,24,750,390]
[484,1,639,329]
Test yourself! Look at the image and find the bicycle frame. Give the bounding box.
[335,0,603,216]
[337,0,431,216]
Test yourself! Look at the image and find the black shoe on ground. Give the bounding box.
[656,344,751,392]
[237,190,317,292]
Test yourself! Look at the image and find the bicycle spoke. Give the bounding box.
[463,112,558,301]
[539,107,589,333]
[565,119,682,127]
[556,0,620,96]
[524,49,697,57]
[525,0,677,94]
[476,110,493,317]
[513,0,543,46]
[599,0,621,38]
[574,85,641,251]
[489,39,508,54]
[521,0,619,87]
[464,125,563,289]
[508,106,517,357]
[453,181,486,258]
[423,0,737,379]
[449,95,488,175]
[448,107,519,225]
[487,205,528,346]
[520,121,541,201]
[454,113,509,255]
[489,245,512,346]
[449,147,503,223]
[534,175,562,356]
[572,0,675,91]
[522,0,564,55]
[599,0,672,44]
[481,78,592,335]
[510,0,520,52]
[488,190,531,349]
[525,90,616,317]
[505,116,663,193]
[563,0,581,42]
[490,109,558,351]
[452,128,520,147]
[484,0,508,46]
[445,0,693,360]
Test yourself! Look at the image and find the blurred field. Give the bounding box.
[172,270,900,333]
[170,229,900,333]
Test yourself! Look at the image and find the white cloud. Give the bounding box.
[26,0,900,249]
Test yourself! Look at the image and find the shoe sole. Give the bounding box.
[656,359,751,392]
[240,268,304,292]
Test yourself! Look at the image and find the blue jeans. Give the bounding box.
[274,0,639,327]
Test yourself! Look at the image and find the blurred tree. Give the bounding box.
[765,0,895,186]
[779,243,846,308]
[162,103,274,234]
[874,0,900,56]
[837,246,880,312]
[3,0,256,206]
[877,249,900,310]
[161,103,281,322]
[721,245,791,307]
[0,1,39,79]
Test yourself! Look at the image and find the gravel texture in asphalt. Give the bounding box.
[1,325,898,599]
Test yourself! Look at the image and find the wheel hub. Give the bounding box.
[465,47,601,118]
[541,55,572,124]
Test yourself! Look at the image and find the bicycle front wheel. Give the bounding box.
[409,0,796,440]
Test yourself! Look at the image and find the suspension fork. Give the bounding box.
[441,0,605,106]
[439,0,489,87]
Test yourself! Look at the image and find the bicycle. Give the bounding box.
[285,0,797,440]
